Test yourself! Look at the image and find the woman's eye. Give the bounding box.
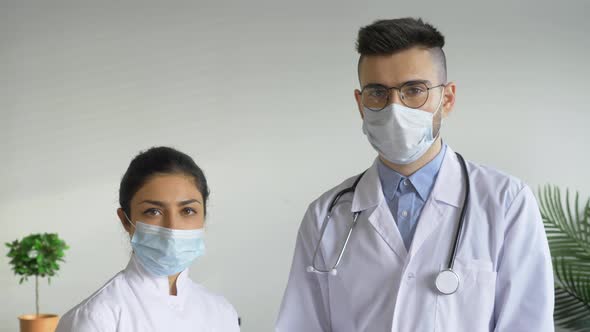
[144,208,162,216]
[182,207,197,216]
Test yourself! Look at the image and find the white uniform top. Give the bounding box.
[56,254,239,332]
[276,146,554,332]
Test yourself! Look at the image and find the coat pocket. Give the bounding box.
[434,258,497,332]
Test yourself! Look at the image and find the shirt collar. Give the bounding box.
[377,143,447,201]
[377,159,404,200]
[123,253,191,299]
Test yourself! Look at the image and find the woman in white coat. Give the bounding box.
[57,146,239,332]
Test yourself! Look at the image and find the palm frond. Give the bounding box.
[554,288,590,332]
[539,186,590,259]
[538,185,590,331]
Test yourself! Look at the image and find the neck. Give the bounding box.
[379,138,443,177]
[168,273,180,296]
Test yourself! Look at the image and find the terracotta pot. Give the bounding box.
[18,314,59,332]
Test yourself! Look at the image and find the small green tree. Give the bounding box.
[5,233,69,316]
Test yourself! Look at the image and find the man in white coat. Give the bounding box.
[276,18,554,332]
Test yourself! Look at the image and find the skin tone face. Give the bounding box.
[116,173,205,296]
[354,46,457,177]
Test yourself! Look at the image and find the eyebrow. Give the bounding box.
[364,79,433,89]
[139,199,202,207]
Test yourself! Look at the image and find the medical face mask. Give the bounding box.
[124,214,205,276]
[362,95,444,165]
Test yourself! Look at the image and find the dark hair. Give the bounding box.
[356,18,447,82]
[119,146,210,217]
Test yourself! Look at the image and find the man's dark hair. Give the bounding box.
[356,18,447,83]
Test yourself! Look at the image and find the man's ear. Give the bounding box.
[442,82,456,118]
[354,89,365,119]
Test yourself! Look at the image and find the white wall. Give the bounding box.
[1,0,588,331]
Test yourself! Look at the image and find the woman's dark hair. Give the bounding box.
[119,146,210,217]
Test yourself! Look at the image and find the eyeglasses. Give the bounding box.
[360,81,446,111]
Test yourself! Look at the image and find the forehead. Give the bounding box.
[359,47,438,87]
[132,174,202,202]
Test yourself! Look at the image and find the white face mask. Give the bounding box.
[362,96,444,165]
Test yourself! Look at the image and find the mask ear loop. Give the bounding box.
[123,212,136,229]
[431,86,446,140]
[123,212,138,255]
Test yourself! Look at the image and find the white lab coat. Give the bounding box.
[276,146,554,332]
[56,254,240,332]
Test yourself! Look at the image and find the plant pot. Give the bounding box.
[18,314,59,332]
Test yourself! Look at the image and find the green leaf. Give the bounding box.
[538,185,590,331]
[5,233,69,281]
[554,287,590,331]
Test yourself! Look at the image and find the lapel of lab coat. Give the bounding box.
[350,147,465,263]
[351,159,408,262]
[408,146,464,259]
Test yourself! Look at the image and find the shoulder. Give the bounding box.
[189,282,239,329]
[464,159,541,234]
[465,159,530,211]
[56,272,126,331]
[305,172,363,219]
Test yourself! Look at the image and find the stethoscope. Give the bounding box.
[307,152,470,296]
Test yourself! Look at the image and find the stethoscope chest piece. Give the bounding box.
[435,269,460,295]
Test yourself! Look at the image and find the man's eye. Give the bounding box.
[369,89,388,98]
[404,87,426,97]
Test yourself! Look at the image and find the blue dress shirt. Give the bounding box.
[377,144,447,250]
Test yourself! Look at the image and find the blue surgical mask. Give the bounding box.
[124,214,205,276]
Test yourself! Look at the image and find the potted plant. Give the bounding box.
[5,233,69,332]
[538,186,590,332]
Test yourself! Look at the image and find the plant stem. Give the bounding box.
[35,275,39,316]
